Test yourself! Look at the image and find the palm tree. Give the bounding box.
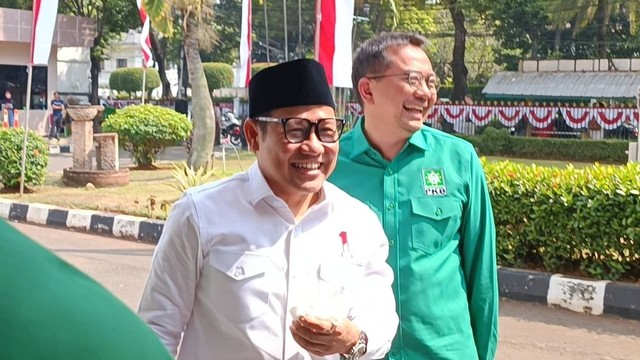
[144,0,217,170]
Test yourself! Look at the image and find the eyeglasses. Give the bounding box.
[367,71,440,92]
[254,117,345,144]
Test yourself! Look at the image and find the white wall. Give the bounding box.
[57,46,91,94]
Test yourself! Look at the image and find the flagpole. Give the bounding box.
[314,0,321,60]
[19,65,34,197]
[141,67,147,104]
[283,0,288,61]
[263,0,270,63]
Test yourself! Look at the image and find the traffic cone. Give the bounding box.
[2,109,8,128]
[13,109,19,128]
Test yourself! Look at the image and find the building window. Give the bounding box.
[116,59,127,68]
[0,65,48,110]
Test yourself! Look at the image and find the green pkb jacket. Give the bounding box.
[330,120,499,360]
[0,220,172,360]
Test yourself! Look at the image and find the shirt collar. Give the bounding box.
[349,116,431,158]
[247,162,330,211]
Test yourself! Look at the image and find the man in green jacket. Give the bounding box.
[0,220,172,360]
[330,32,499,359]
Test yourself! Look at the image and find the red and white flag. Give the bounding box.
[137,0,153,68]
[315,0,355,88]
[236,0,252,87]
[30,0,59,65]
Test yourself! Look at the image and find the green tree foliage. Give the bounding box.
[202,63,234,92]
[251,62,273,76]
[102,105,192,168]
[59,0,139,104]
[0,129,48,191]
[0,0,29,9]
[109,68,161,96]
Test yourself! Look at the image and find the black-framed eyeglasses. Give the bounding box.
[367,71,440,92]
[254,117,345,143]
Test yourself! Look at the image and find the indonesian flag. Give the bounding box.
[315,0,355,88]
[236,0,252,87]
[137,0,153,68]
[30,0,59,65]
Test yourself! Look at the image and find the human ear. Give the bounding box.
[358,78,374,105]
[243,119,260,152]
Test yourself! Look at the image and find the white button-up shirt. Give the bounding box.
[138,163,398,360]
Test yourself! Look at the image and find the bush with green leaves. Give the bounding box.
[102,105,192,168]
[202,62,234,92]
[109,68,161,95]
[0,129,49,190]
[461,130,628,164]
[251,62,273,76]
[485,159,640,281]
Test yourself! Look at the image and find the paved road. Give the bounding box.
[12,222,640,360]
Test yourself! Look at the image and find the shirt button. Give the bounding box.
[390,350,398,358]
[389,239,395,247]
[435,208,442,216]
[387,203,395,210]
[386,168,393,175]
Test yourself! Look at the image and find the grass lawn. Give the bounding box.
[0,153,612,220]
[0,153,257,220]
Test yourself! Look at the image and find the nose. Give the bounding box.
[299,130,324,154]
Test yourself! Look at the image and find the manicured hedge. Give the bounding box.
[463,128,629,164]
[485,159,640,281]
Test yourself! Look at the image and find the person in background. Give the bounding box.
[138,59,398,360]
[330,32,499,360]
[49,91,65,140]
[2,90,15,128]
[0,219,173,360]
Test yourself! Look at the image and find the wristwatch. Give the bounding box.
[340,331,368,360]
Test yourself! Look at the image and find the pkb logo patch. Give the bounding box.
[422,168,447,196]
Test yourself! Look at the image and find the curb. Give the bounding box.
[1,199,638,321]
[48,144,72,154]
[0,199,163,244]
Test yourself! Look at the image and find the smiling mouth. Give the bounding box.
[404,104,424,113]
[292,162,322,170]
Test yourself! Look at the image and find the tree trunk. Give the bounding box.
[89,35,102,105]
[184,20,215,170]
[595,0,611,59]
[554,29,561,54]
[89,54,101,105]
[449,1,468,101]
[149,30,173,99]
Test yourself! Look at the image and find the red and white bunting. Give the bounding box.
[526,107,555,129]
[441,104,467,124]
[560,107,591,129]
[496,106,523,127]
[425,104,441,124]
[467,105,494,126]
[594,108,625,129]
[136,0,153,68]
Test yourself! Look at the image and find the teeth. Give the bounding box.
[405,105,423,111]
[293,163,321,169]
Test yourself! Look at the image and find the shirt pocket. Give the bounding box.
[410,197,462,255]
[208,250,271,324]
[313,261,365,320]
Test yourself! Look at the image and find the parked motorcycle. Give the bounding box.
[220,110,243,146]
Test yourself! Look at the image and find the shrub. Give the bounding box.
[102,105,192,168]
[251,62,274,76]
[109,68,161,95]
[202,62,234,92]
[0,129,49,190]
[168,161,217,193]
[485,159,640,281]
[461,132,629,164]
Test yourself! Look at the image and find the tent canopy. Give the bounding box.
[482,71,640,100]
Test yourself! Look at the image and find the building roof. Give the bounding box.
[482,71,640,100]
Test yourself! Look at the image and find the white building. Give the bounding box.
[99,29,178,99]
[0,7,95,134]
